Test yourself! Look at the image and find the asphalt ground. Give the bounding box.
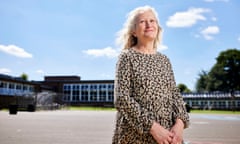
[0,111,240,144]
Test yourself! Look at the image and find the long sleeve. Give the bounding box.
[167,58,190,128]
[114,52,155,134]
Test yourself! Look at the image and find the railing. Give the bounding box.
[182,91,240,98]
[182,92,240,110]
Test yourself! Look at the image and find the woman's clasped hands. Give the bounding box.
[150,120,184,144]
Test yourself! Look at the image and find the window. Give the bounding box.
[0,81,2,88]
[9,83,14,89]
[99,91,106,101]
[108,84,114,90]
[108,91,114,102]
[73,85,80,90]
[0,81,7,88]
[72,90,80,101]
[90,91,97,101]
[99,84,106,89]
[63,85,71,90]
[90,84,97,91]
[72,96,76,101]
[81,85,89,90]
[29,86,34,92]
[16,84,22,90]
[237,101,240,107]
[72,90,79,96]
[23,85,27,91]
[81,91,89,101]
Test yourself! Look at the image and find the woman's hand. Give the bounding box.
[170,119,184,144]
[150,121,174,144]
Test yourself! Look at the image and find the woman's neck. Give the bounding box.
[134,42,156,54]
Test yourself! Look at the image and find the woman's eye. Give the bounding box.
[150,19,155,23]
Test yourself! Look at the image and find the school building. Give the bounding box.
[1,73,240,110]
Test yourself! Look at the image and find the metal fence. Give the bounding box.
[182,92,240,110]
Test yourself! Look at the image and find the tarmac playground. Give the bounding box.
[0,110,240,144]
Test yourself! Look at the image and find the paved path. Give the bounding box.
[184,113,240,144]
[0,111,240,144]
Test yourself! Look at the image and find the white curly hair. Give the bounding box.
[116,5,163,50]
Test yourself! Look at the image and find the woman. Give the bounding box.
[112,5,189,144]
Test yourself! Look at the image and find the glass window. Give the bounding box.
[16,84,22,90]
[72,96,76,101]
[81,91,89,101]
[108,91,114,101]
[23,85,27,91]
[73,85,80,90]
[81,85,89,90]
[99,91,106,101]
[9,83,14,89]
[29,86,34,92]
[108,84,114,90]
[90,84,97,91]
[0,81,2,88]
[73,85,76,90]
[90,91,97,101]
[73,90,80,96]
[63,85,71,90]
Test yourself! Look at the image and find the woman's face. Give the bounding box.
[133,10,158,42]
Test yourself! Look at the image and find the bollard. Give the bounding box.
[9,104,18,115]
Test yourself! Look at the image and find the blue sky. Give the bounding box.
[0,0,239,91]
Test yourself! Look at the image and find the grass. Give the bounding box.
[190,110,240,114]
[68,107,240,114]
[68,106,116,111]
[68,106,240,114]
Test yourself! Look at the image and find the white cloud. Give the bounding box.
[238,36,240,43]
[0,44,33,58]
[158,44,168,51]
[84,45,168,57]
[201,26,220,40]
[0,68,11,75]
[36,69,45,74]
[166,8,210,28]
[83,47,119,58]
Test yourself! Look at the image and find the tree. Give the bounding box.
[20,73,28,81]
[196,49,240,92]
[177,83,191,93]
[196,70,209,92]
[208,49,240,92]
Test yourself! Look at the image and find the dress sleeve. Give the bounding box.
[114,52,155,134]
[167,58,190,129]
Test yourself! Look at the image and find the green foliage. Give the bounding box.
[196,70,209,92]
[196,49,240,92]
[20,73,28,81]
[177,83,191,93]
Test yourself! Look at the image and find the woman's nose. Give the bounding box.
[145,21,150,27]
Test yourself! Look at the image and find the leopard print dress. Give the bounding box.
[112,48,189,144]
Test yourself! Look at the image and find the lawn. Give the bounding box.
[190,110,240,114]
[68,106,240,114]
[68,106,116,111]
